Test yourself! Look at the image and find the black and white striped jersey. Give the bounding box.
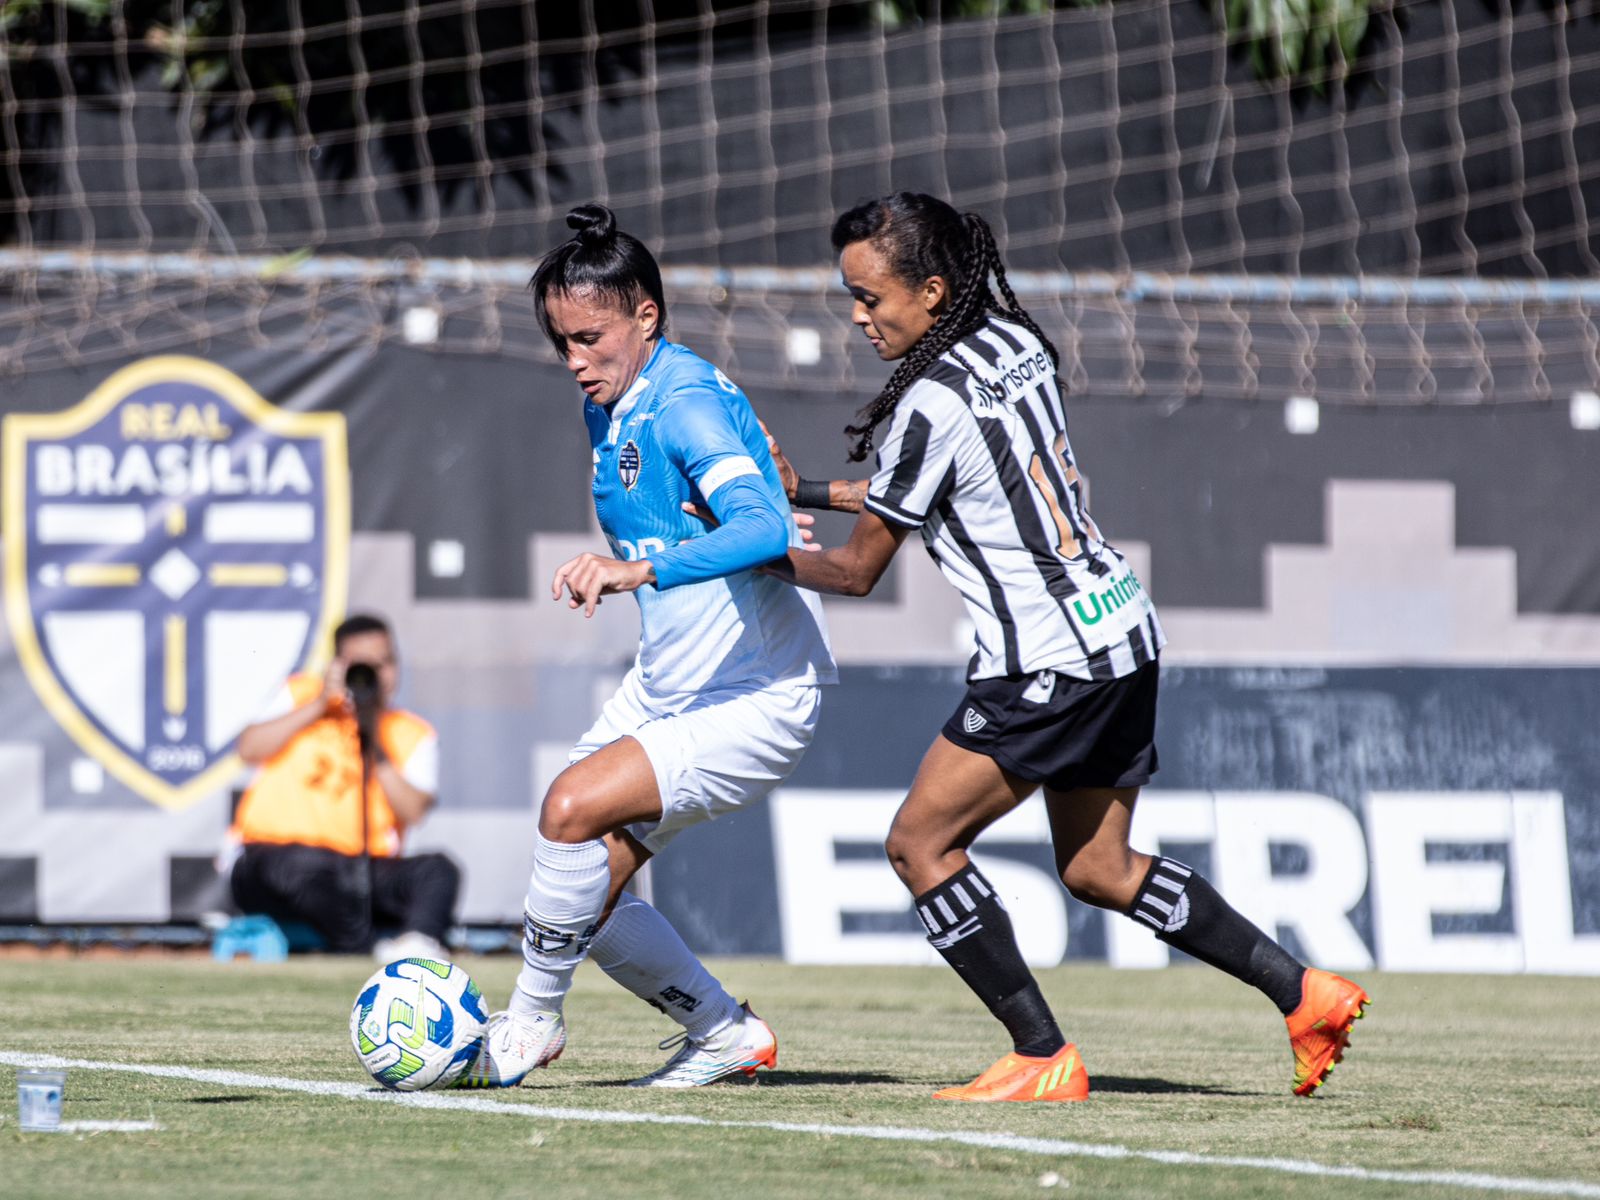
[864,316,1165,682]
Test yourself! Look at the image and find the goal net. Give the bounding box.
[2,0,1598,407]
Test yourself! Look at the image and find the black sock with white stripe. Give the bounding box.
[1127,857,1305,1015]
[916,864,1066,1058]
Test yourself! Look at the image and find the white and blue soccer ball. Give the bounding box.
[349,958,488,1091]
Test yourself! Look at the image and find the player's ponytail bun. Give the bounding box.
[566,203,617,249]
[531,202,669,350]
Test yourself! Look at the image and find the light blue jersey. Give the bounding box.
[585,340,835,696]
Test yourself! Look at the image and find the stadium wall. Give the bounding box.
[0,341,1596,973]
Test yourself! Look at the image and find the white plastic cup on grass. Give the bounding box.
[16,1068,65,1131]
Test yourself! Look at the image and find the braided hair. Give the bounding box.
[833,193,1059,462]
[531,203,668,355]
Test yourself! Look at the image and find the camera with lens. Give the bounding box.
[344,661,381,746]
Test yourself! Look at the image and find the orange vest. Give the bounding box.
[232,674,435,857]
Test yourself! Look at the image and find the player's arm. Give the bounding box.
[763,508,910,596]
[646,472,789,588]
[795,477,869,513]
[768,383,956,592]
[643,391,791,588]
[552,395,790,615]
[235,661,344,763]
[760,420,868,513]
[553,481,788,616]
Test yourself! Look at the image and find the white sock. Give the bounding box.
[511,834,611,1018]
[588,891,740,1042]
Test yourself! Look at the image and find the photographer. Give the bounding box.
[228,613,460,960]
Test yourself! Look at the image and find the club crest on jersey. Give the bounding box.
[962,708,988,734]
[1,355,349,811]
[618,440,642,490]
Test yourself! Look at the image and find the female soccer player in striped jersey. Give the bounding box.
[459,204,836,1089]
[765,192,1368,1103]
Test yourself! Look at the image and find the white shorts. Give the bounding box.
[570,668,821,855]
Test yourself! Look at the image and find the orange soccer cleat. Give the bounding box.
[933,1042,1089,1103]
[1286,968,1371,1096]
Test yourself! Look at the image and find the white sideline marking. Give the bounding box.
[2,1052,1596,1198]
[5,1115,162,1133]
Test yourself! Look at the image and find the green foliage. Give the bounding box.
[1221,0,1370,81]
[0,0,1375,242]
[152,0,232,95]
[0,0,1374,91]
[0,0,113,34]
[877,0,1372,83]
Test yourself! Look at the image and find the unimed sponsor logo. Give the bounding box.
[769,789,1600,975]
[1071,570,1149,627]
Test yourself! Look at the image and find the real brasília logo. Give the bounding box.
[2,356,349,810]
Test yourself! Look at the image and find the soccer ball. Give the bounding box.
[349,957,488,1091]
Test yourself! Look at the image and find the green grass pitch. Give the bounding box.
[4,956,1597,1199]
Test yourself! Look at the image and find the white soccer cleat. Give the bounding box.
[627,1002,778,1089]
[453,1009,566,1089]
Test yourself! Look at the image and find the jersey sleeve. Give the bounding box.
[653,385,766,501]
[863,378,964,529]
[648,387,790,589]
[397,732,439,796]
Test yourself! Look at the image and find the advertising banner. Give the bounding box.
[1,344,1597,978]
[651,667,1600,975]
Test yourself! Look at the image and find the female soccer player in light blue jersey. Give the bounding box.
[458,205,836,1090]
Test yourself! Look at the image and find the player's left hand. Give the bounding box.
[681,502,821,551]
[552,552,655,618]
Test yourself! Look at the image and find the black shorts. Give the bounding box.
[940,659,1159,792]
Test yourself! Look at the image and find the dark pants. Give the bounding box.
[230,843,461,954]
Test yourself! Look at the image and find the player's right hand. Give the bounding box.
[552,552,654,618]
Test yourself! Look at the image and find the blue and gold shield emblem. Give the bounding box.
[3,356,349,810]
[618,439,641,491]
